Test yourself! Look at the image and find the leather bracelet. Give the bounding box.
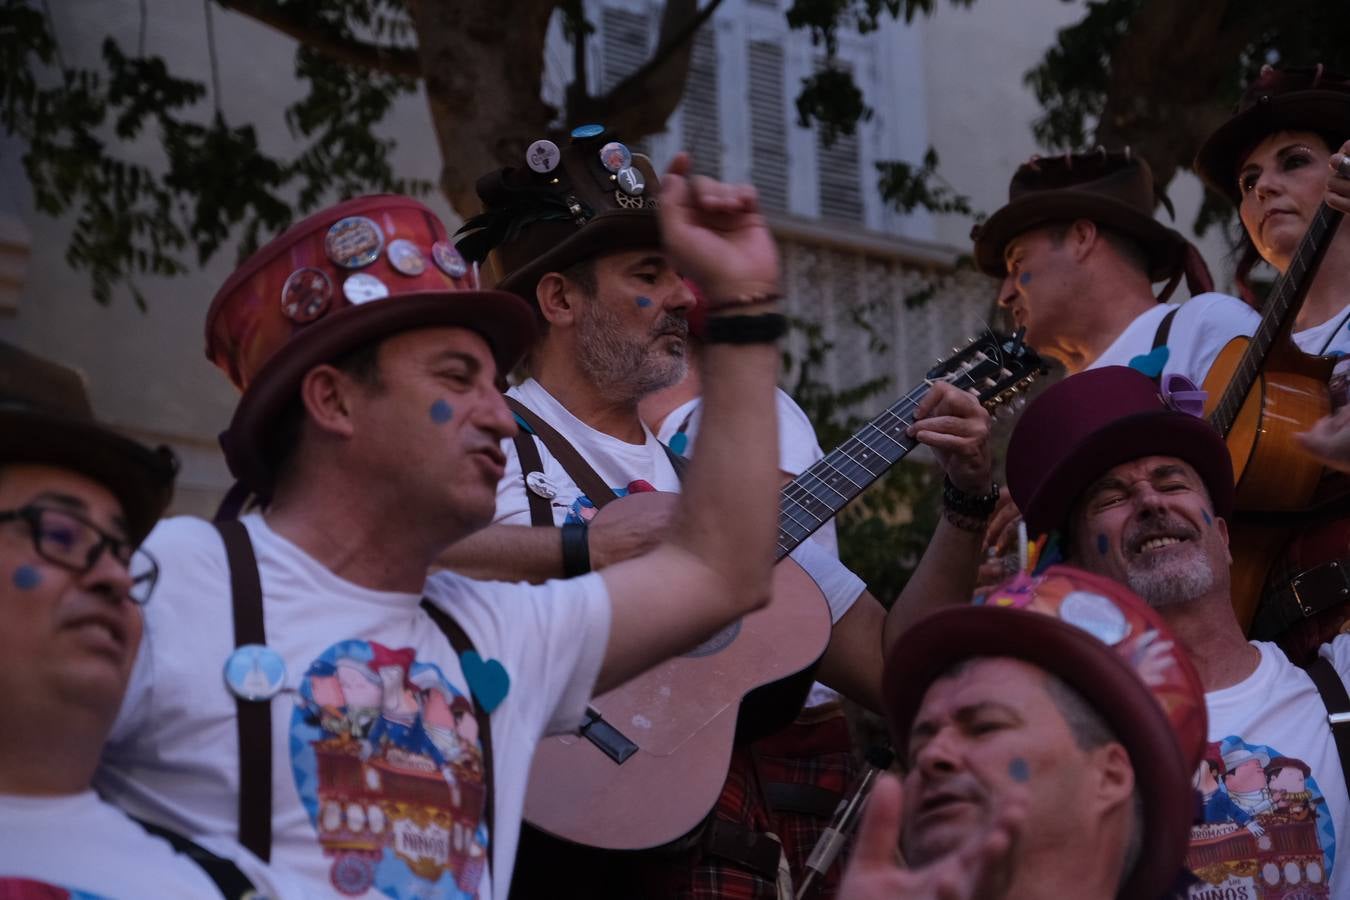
[704,313,788,344]
[942,477,999,519]
[561,522,591,577]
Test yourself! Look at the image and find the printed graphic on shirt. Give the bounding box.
[562,480,657,524]
[291,639,488,899]
[0,879,104,899]
[1186,737,1335,898]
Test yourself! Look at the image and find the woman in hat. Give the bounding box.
[1195,64,1350,357]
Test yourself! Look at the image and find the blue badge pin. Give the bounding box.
[224,644,288,702]
[599,141,632,174]
[571,123,605,140]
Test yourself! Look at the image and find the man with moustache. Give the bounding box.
[1002,365,1350,898]
[0,342,296,898]
[838,565,1208,900]
[445,129,995,897]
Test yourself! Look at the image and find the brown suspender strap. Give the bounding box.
[420,599,496,881]
[1305,656,1350,797]
[506,397,617,510]
[1151,307,1179,352]
[213,520,273,863]
[509,416,554,528]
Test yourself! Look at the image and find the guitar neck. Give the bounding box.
[774,382,933,560]
[1211,202,1345,436]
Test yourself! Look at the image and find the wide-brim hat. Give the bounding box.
[972,150,1189,284]
[1195,65,1350,204]
[205,194,536,495]
[884,565,1206,900]
[0,342,177,543]
[1006,366,1234,539]
[457,126,662,302]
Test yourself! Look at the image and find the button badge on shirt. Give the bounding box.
[224,644,288,702]
[526,471,557,499]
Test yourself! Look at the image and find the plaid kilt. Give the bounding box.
[644,706,858,900]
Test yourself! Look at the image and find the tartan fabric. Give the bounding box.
[649,708,859,900]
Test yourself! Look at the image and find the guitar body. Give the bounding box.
[1203,337,1333,628]
[524,547,831,850]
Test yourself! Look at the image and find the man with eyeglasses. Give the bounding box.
[0,341,296,897]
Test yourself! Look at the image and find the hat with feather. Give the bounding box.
[456,126,662,303]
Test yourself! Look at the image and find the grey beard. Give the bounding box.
[576,306,687,403]
[1126,549,1217,608]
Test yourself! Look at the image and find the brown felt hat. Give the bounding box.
[205,194,536,496]
[456,126,662,302]
[0,342,177,543]
[885,565,1206,900]
[1195,65,1350,205]
[972,150,1190,284]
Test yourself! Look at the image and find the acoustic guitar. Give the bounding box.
[1202,200,1344,628]
[522,331,1044,851]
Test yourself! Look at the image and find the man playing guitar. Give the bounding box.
[443,128,996,897]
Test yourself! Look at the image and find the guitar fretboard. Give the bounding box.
[1210,201,1344,436]
[775,373,974,559]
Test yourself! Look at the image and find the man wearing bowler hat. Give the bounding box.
[997,365,1350,898]
[973,149,1258,385]
[840,565,1209,900]
[443,127,997,897]
[96,157,789,899]
[0,342,297,897]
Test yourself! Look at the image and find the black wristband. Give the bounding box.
[561,522,591,577]
[704,313,788,344]
[942,477,999,519]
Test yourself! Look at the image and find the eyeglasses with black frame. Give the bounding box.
[0,505,159,605]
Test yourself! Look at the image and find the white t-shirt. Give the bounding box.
[654,388,839,555]
[1089,292,1260,385]
[1186,639,1350,898]
[97,513,610,900]
[1294,305,1350,411]
[0,790,294,899]
[500,379,864,624]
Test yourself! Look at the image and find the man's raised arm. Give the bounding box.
[595,155,782,691]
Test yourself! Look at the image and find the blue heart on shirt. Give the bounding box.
[1128,345,1170,378]
[669,432,689,455]
[461,651,511,713]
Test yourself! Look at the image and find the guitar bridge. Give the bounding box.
[579,707,638,764]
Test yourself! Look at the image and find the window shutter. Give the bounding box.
[816,62,864,223]
[682,27,721,179]
[747,41,788,212]
[601,7,650,92]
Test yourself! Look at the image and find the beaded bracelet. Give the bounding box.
[942,477,1000,519]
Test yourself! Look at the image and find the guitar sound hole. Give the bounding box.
[683,620,742,658]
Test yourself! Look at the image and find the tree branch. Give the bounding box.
[571,0,725,137]
[216,0,422,78]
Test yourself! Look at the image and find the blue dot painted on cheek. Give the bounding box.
[1202,510,1213,526]
[636,296,653,308]
[12,565,41,590]
[1019,272,1032,286]
[1097,533,1109,556]
[429,399,454,424]
[1009,757,1031,783]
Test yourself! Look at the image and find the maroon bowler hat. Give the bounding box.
[205,194,536,495]
[1006,366,1234,538]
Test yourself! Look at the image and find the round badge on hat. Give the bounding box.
[527,139,562,174]
[386,238,427,276]
[616,166,646,196]
[1059,590,1130,645]
[343,272,390,305]
[599,141,632,174]
[280,267,333,324]
[571,123,605,140]
[325,216,385,269]
[224,643,287,702]
[432,241,468,279]
[526,471,557,500]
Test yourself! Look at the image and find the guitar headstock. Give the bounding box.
[925,329,1045,414]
